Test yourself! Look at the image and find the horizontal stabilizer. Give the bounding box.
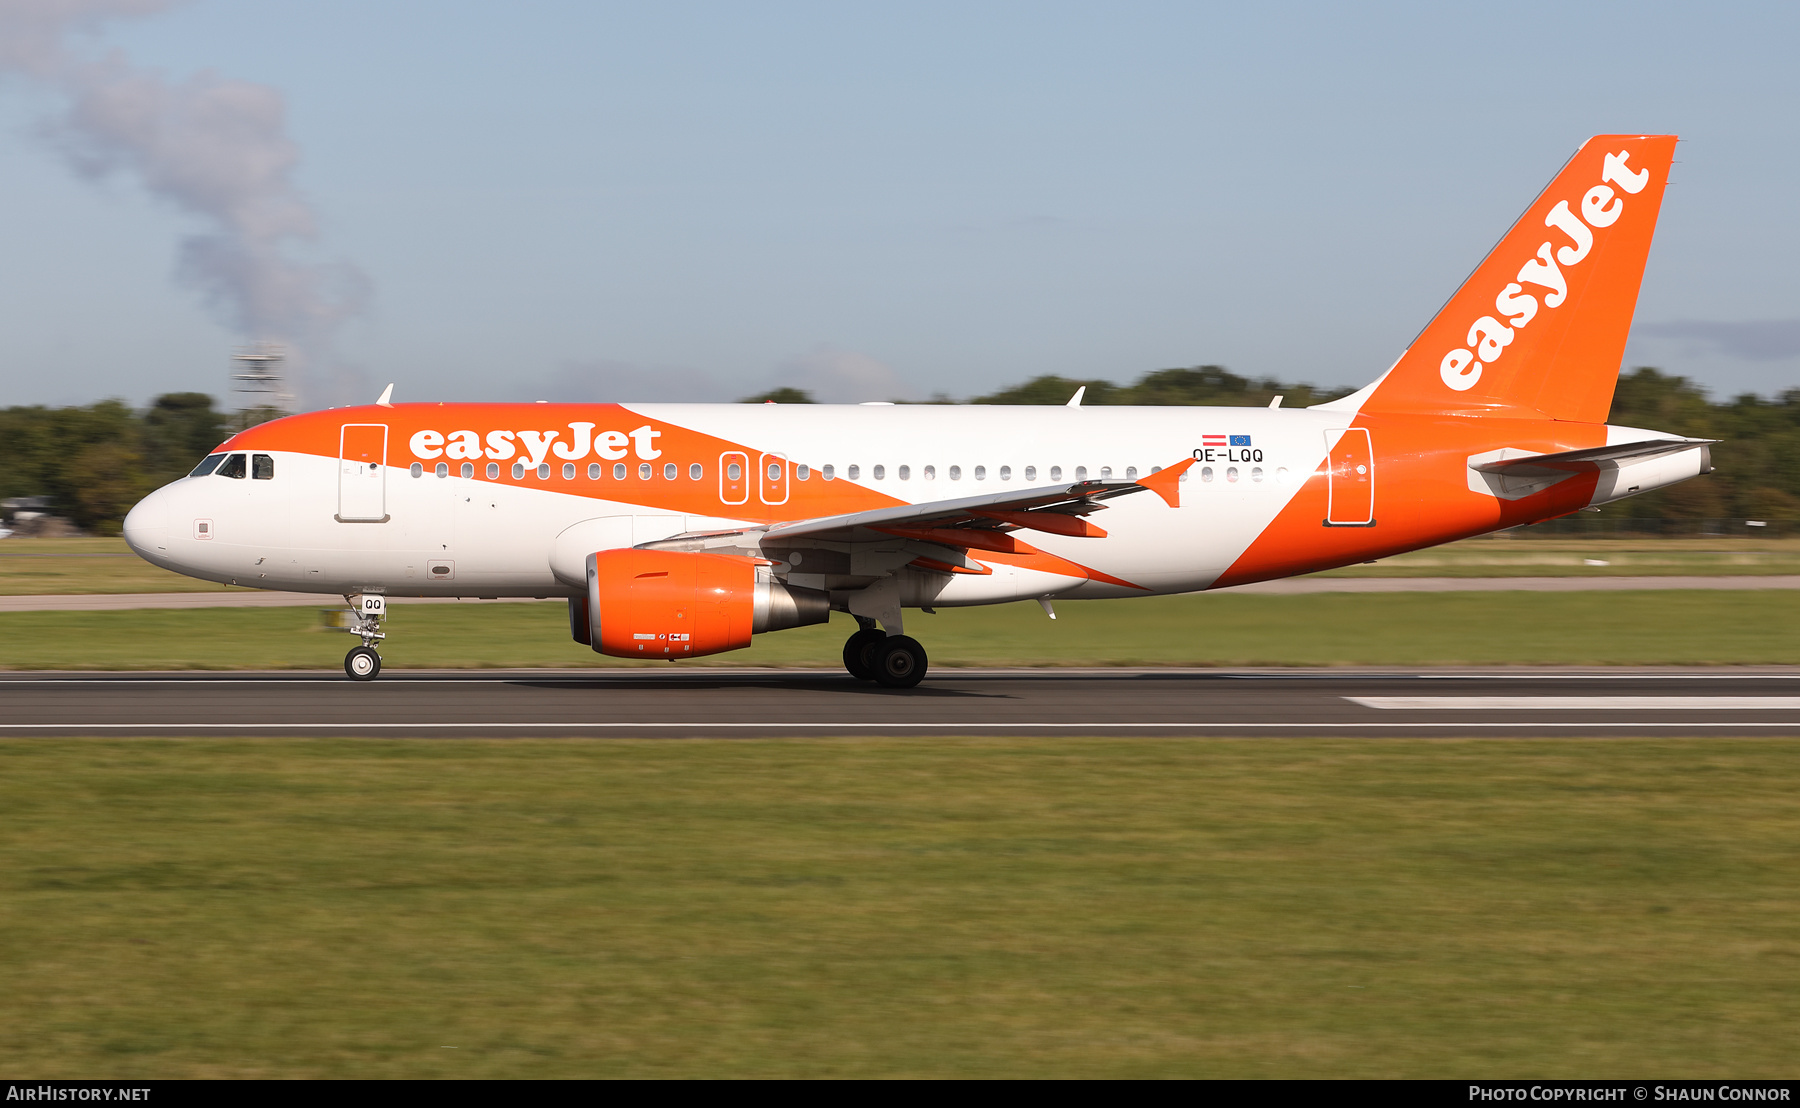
[1470,438,1715,476]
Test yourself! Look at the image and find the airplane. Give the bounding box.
[122,134,1711,686]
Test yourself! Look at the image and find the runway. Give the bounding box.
[5,668,1800,737]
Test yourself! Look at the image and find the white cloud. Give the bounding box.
[1633,320,1800,363]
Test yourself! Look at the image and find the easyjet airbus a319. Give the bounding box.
[123,134,1710,686]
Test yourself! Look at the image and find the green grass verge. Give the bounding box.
[0,589,1795,669]
[6,535,1800,595]
[1319,535,1800,576]
[1,736,1796,1077]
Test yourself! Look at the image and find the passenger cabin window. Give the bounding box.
[1024,466,1036,481]
[487,462,500,479]
[1049,466,1062,481]
[189,454,226,477]
[217,453,248,479]
[252,454,274,480]
[689,463,703,480]
[848,465,860,480]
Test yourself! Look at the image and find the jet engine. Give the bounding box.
[576,548,830,659]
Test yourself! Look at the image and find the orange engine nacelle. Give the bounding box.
[579,548,830,659]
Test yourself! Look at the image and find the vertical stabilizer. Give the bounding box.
[1361,134,1676,423]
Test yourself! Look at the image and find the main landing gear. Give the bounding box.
[843,624,928,689]
[340,593,387,682]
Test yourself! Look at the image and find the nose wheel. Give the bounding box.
[345,645,382,681]
[843,630,928,689]
[338,593,388,681]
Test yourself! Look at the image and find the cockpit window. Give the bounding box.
[217,453,248,479]
[252,454,274,480]
[189,454,226,477]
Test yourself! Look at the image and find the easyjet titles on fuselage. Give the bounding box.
[408,423,664,466]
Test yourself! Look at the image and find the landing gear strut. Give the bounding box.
[339,593,387,682]
[842,623,928,689]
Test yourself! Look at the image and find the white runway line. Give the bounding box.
[1349,696,1800,710]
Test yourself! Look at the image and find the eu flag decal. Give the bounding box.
[1229,434,1252,447]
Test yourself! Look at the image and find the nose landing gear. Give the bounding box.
[339,593,387,682]
[842,623,928,689]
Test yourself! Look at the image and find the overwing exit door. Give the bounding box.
[338,423,389,522]
[759,453,789,505]
[719,452,749,506]
[1324,427,1374,526]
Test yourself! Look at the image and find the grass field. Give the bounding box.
[1,736,1795,1077]
[5,535,1800,595]
[1312,535,1800,577]
[0,588,1794,669]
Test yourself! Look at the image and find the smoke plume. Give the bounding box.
[0,0,369,404]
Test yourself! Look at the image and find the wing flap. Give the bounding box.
[758,479,1146,545]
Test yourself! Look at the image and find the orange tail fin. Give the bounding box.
[1356,134,1676,424]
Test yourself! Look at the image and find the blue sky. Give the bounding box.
[1,1,1797,408]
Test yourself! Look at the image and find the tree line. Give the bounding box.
[0,393,227,534]
[0,367,1791,535]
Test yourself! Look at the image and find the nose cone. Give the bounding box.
[122,487,171,562]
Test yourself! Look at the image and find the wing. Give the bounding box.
[637,458,1197,604]
[764,478,1142,544]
